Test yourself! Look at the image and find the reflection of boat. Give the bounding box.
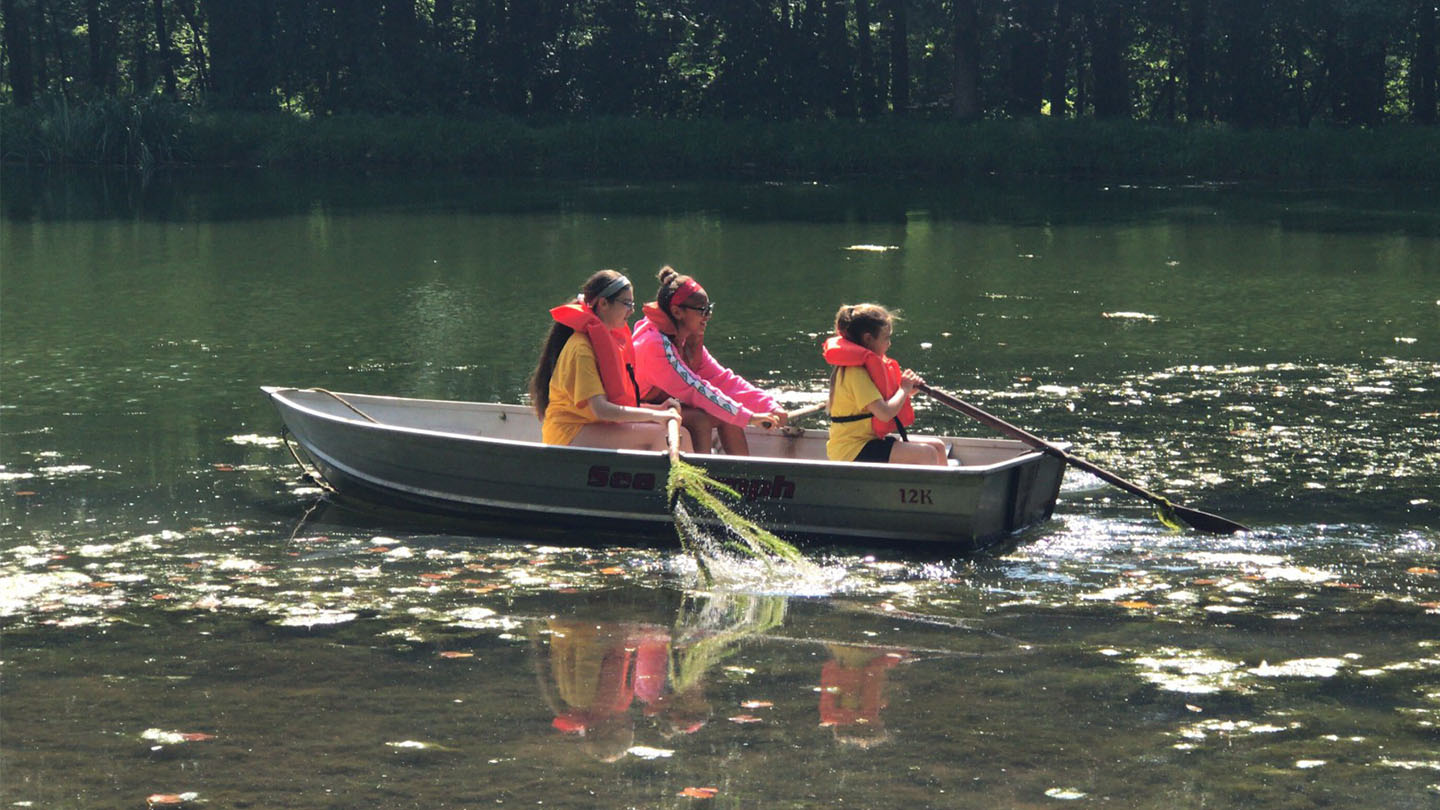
[264,387,1066,552]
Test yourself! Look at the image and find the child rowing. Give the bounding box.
[823,303,948,466]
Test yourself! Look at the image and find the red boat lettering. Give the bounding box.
[586,465,657,491]
[900,488,933,505]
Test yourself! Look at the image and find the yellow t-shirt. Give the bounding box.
[827,366,885,461]
[541,333,610,446]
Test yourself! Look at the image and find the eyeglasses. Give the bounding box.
[614,299,636,309]
[680,303,714,316]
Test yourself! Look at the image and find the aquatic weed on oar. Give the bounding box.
[666,456,805,577]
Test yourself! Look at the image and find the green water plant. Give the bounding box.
[663,423,804,580]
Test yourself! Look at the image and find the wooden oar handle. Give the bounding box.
[666,415,681,462]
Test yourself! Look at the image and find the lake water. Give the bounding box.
[2,169,1438,809]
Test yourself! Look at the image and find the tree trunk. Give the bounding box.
[202,0,276,109]
[824,0,852,116]
[1184,0,1207,121]
[888,0,908,114]
[1048,0,1072,117]
[1006,0,1046,115]
[952,0,980,120]
[1415,0,1437,124]
[1090,2,1129,118]
[86,0,107,94]
[154,0,177,97]
[855,0,879,117]
[2,0,36,105]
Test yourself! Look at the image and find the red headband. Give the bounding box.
[672,279,705,307]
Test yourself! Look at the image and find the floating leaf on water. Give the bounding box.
[1248,658,1346,678]
[678,787,719,799]
[146,793,197,807]
[386,740,454,751]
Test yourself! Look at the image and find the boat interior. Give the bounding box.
[272,388,1043,469]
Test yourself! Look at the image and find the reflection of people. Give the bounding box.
[823,304,948,465]
[632,266,786,454]
[818,645,906,748]
[533,595,786,760]
[528,270,688,451]
[545,620,639,762]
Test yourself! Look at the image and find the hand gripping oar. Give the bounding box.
[916,383,1248,534]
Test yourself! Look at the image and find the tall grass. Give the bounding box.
[3,101,1436,185]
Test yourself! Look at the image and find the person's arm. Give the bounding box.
[694,345,781,414]
[863,369,922,421]
[645,336,756,427]
[589,395,682,425]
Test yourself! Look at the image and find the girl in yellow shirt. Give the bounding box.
[528,270,688,451]
[824,304,948,465]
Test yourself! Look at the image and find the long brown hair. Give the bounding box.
[528,270,632,420]
[828,303,896,408]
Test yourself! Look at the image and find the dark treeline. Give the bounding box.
[2,0,1437,127]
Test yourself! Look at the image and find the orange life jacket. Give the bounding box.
[639,301,677,335]
[822,335,915,439]
[550,302,639,407]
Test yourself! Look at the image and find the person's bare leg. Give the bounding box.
[888,438,947,466]
[572,421,692,452]
[715,422,750,456]
[681,408,718,454]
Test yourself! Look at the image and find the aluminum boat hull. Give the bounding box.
[263,387,1065,552]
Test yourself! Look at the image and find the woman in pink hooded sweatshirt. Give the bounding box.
[632,266,787,455]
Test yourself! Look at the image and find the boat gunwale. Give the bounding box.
[263,386,1056,476]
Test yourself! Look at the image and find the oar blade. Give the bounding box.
[1171,504,1250,535]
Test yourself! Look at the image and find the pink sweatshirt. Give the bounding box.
[632,316,779,427]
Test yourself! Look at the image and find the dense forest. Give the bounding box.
[2,0,1437,126]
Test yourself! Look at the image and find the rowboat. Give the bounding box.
[263,386,1067,553]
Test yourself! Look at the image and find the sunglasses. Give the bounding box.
[680,303,714,316]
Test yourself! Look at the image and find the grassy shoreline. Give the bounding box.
[2,101,1437,186]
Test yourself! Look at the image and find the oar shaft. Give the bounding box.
[667,417,682,463]
[917,383,1247,533]
[785,402,827,421]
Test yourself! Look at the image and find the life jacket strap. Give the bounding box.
[832,412,910,442]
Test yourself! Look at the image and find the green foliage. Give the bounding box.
[666,456,805,579]
[5,103,1437,184]
[1,0,1435,127]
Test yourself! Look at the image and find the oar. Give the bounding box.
[916,383,1248,534]
[785,402,828,421]
[761,401,827,430]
